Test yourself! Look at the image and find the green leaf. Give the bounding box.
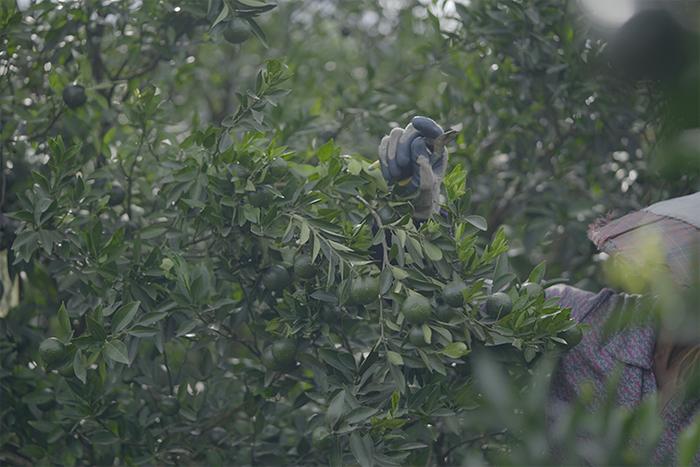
[345,406,379,425]
[326,389,346,429]
[390,266,409,281]
[527,261,547,284]
[298,221,310,245]
[390,391,400,415]
[316,139,340,162]
[312,234,321,262]
[140,224,168,240]
[104,340,130,365]
[678,418,700,466]
[349,432,374,467]
[73,349,87,384]
[386,351,404,366]
[128,326,159,338]
[56,303,72,342]
[243,204,260,224]
[379,267,393,295]
[90,430,119,445]
[524,346,537,363]
[111,301,140,333]
[422,241,443,261]
[236,0,273,7]
[441,342,469,358]
[389,364,406,393]
[138,311,169,326]
[465,215,487,231]
[245,18,269,48]
[86,316,107,341]
[28,420,56,433]
[421,324,432,344]
[444,163,467,201]
[396,442,429,451]
[212,3,229,28]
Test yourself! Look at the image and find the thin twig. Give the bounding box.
[443,429,508,457]
[30,108,64,142]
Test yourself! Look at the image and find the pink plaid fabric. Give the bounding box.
[546,285,700,465]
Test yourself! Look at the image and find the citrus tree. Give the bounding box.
[0,1,582,464]
[2,1,699,466]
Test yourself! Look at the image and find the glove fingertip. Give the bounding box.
[412,116,444,139]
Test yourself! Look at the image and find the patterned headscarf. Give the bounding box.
[588,192,700,287]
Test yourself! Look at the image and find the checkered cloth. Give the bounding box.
[588,192,700,287]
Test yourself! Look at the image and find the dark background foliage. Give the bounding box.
[1,0,698,465]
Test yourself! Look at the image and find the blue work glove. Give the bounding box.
[378,116,454,219]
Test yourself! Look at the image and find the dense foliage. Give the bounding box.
[1,0,699,466]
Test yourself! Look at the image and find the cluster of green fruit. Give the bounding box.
[343,275,519,347]
[394,280,583,348]
[261,255,317,292]
[258,256,315,372]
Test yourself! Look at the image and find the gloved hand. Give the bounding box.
[378,116,455,220]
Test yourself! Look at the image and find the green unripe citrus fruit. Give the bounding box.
[223,20,251,44]
[39,337,69,369]
[484,292,513,319]
[521,282,543,298]
[160,395,180,416]
[311,426,332,450]
[562,326,583,348]
[248,187,274,207]
[263,265,290,291]
[408,326,428,346]
[293,255,317,280]
[262,341,296,371]
[436,304,458,322]
[402,293,432,324]
[349,276,380,305]
[62,84,87,109]
[108,183,125,206]
[442,280,467,307]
